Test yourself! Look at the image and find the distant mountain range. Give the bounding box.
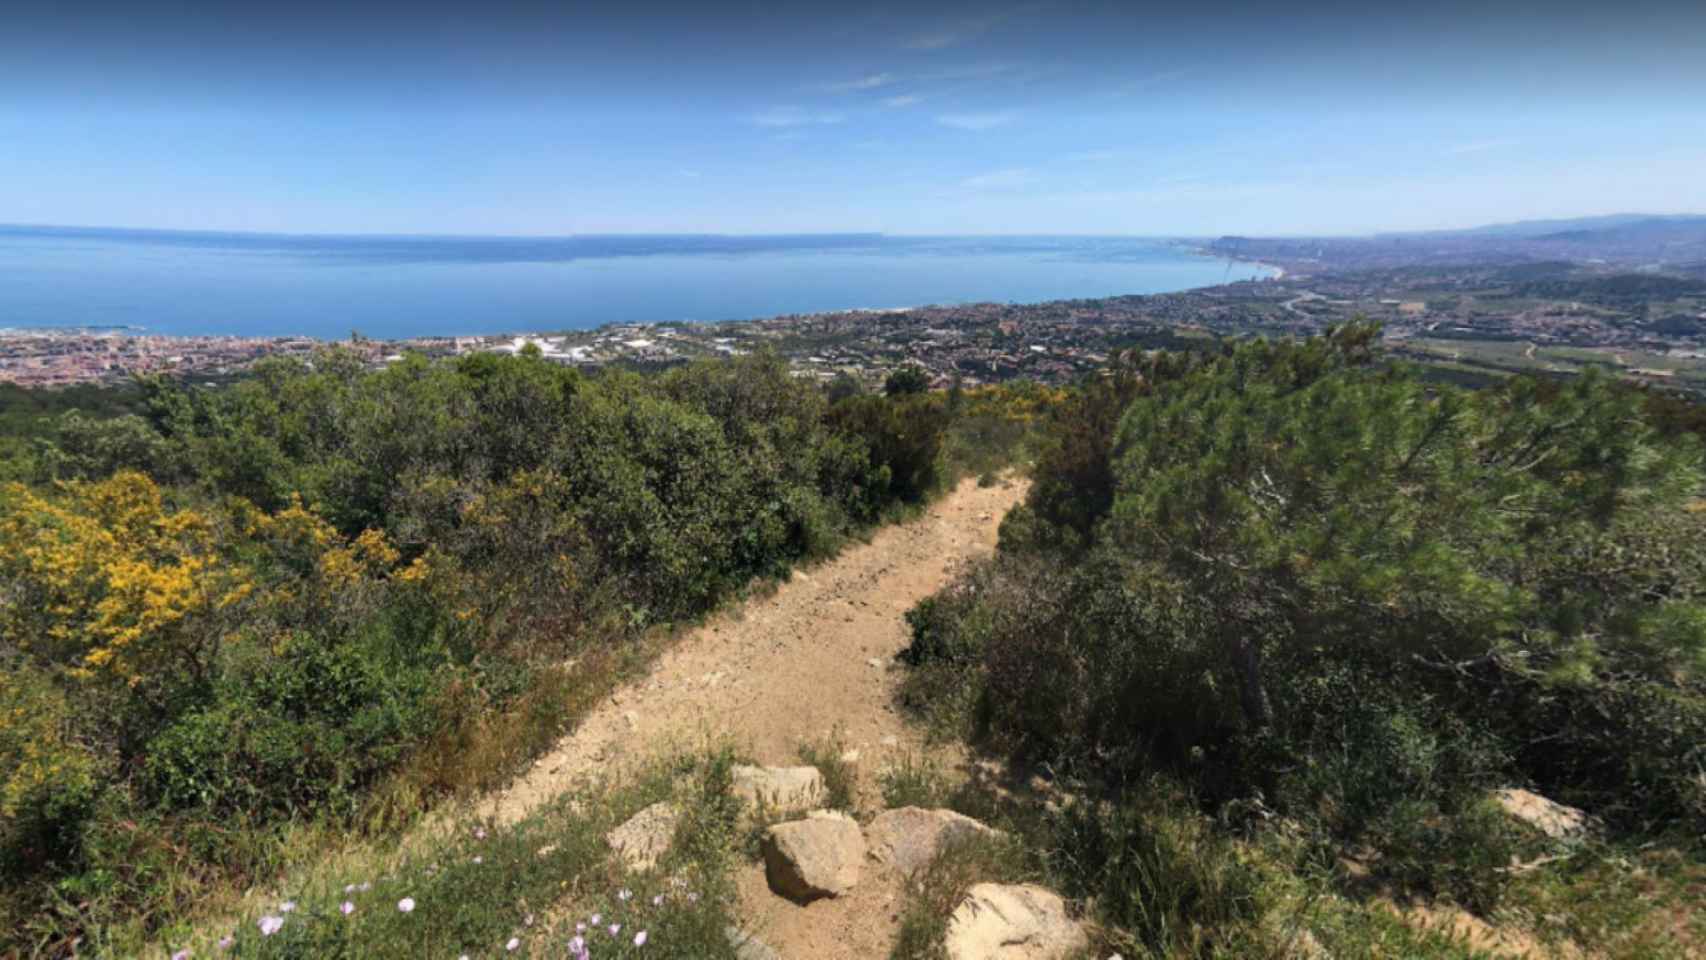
[1211,214,1706,274]
[1388,213,1706,240]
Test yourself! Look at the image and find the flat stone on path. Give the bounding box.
[606,801,680,870]
[944,883,1087,960]
[733,764,825,812]
[866,807,1001,878]
[762,810,866,902]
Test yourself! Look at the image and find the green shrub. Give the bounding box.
[1046,784,1264,957]
[0,669,102,876]
[143,628,440,819]
[798,733,860,812]
[899,330,1706,947]
[830,393,948,507]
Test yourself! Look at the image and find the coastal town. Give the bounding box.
[6,257,1706,394]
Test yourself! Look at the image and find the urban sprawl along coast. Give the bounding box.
[7,255,1706,395]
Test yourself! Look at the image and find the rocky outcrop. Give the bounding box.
[606,801,680,870]
[944,883,1086,960]
[733,764,825,813]
[762,810,866,902]
[866,807,1001,877]
[1494,788,1592,839]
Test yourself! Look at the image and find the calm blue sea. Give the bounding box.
[0,226,1272,340]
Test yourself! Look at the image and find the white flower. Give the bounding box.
[634,930,649,946]
[279,901,297,913]
[258,915,285,936]
[617,888,632,902]
[341,901,355,916]
[216,937,233,951]
[506,937,520,951]
[398,897,416,913]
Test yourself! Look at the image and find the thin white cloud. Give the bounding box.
[883,94,922,108]
[902,5,1047,51]
[961,167,1036,190]
[1443,138,1520,156]
[915,62,1023,83]
[905,30,962,51]
[937,112,1016,131]
[1111,68,1196,96]
[748,106,845,128]
[821,72,896,93]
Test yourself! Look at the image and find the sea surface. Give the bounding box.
[0,226,1273,340]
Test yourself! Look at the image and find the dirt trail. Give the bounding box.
[479,477,1025,959]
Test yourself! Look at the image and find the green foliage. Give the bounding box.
[142,627,441,819]
[1046,782,1264,957]
[200,751,744,960]
[884,364,932,397]
[900,328,1706,949]
[878,752,953,810]
[0,668,102,877]
[0,349,965,953]
[830,392,948,507]
[889,831,1035,960]
[998,349,1177,554]
[797,733,860,812]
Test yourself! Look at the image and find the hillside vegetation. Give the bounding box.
[901,324,1706,957]
[0,350,1048,955]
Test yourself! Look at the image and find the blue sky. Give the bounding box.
[3,1,1703,236]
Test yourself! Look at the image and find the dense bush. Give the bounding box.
[904,326,1706,919]
[0,349,988,952]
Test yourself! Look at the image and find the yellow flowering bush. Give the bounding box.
[0,473,254,694]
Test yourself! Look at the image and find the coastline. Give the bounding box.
[1,240,1285,387]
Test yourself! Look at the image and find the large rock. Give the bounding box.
[606,801,680,870]
[1494,788,1591,839]
[866,807,1001,877]
[762,810,865,902]
[944,883,1086,960]
[733,764,825,813]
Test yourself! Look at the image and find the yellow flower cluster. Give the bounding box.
[0,473,415,689]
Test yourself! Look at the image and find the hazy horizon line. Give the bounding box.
[7,212,1703,244]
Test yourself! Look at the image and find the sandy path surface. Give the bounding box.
[474,477,1016,954]
[483,475,1021,822]
[476,476,1025,958]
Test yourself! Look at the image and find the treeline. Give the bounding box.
[902,324,1706,954]
[0,350,1047,953]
